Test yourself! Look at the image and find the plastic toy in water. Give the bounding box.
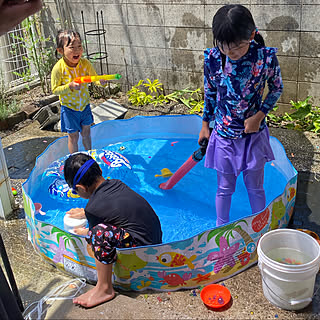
[160,138,208,190]
[276,257,302,265]
[34,203,45,216]
[74,74,122,84]
[44,149,132,202]
[155,168,174,178]
[34,203,47,222]
[48,178,80,201]
[11,187,17,196]
[200,284,231,309]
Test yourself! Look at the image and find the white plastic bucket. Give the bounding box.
[63,215,87,234]
[257,229,320,310]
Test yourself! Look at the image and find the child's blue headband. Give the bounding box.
[72,159,95,189]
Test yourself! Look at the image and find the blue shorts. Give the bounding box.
[60,104,93,133]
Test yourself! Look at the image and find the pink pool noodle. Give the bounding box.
[159,138,208,190]
[159,156,198,190]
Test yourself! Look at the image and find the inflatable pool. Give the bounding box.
[23,115,297,291]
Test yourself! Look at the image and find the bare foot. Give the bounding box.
[73,285,115,308]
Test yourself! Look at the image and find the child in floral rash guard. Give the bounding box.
[198,4,283,226]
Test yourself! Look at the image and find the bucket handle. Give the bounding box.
[260,264,313,306]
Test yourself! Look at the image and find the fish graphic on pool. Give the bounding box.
[157,252,196,269]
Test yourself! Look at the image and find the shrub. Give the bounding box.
[0,70,20,120]
[267,96,320,133]
[127,79,204,114]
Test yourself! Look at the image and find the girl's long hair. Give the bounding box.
[212,5,265,67]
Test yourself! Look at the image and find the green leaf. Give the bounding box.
[283,112,293,121]
[285,123,295,129]
[143,79,163,93]
[289,106,312,120]
[181,97,191,109]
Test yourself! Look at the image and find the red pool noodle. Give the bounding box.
[159,138,209,190]
[159,156,198,190]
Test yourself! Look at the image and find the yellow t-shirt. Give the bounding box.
[51,58,99,111]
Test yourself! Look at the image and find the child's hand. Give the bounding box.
[198,122,211,144]
[73,227,89,236]
[99,79,108,86]
[69,81,81,91]
[66,208,85,219]
[244,111,265,133]
[0,0,42,36]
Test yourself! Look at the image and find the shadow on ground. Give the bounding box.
[4,137,58,179]
[269,127,320,237]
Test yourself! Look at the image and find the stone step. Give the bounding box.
[91,99,127,124]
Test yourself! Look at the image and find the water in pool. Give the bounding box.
[30,138,288,244]
[267,247,312,265]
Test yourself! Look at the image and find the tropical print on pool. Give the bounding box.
[24,179,296,290]
[23,115,297,291]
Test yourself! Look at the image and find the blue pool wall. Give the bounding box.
[23,115,298,291]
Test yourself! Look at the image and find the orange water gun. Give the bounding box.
[74,74,122,84]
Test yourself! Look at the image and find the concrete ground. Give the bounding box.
[1,119,320,319]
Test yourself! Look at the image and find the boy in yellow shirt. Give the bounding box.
[51,30,107,154]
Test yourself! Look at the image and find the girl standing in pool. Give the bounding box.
[51,30,108,154]
[199,4,283,226]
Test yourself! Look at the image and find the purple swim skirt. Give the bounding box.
[205,127,275,176]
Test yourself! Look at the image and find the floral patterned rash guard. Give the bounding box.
[203,41,283,139]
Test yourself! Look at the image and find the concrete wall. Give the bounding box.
[42,1,320,112]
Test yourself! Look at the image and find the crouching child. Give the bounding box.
[64,153,162,308]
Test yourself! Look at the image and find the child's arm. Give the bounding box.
[244,111,265,133]
[245,53,283,133]
[200,52,217,143]
[51,64,80,95]
[202,55,217,124]
[260,53,283,115]
[199,121,211,144]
